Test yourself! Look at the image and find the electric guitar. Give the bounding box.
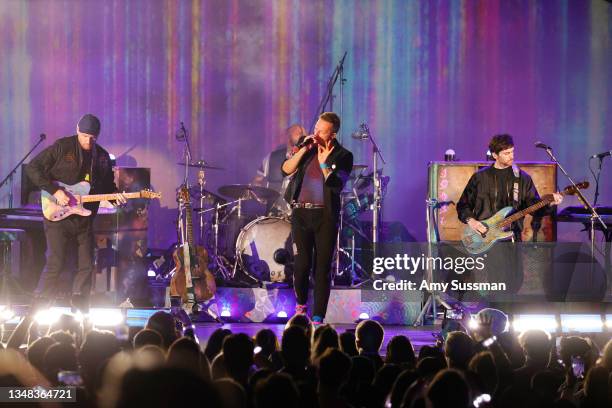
[41,181,161,221]
[461,182,589,254]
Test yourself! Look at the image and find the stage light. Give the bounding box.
[35,307,71,326]
[73,311,84,323]
[276,310,288,318]
[254,346,262,354]
[359,312,369,320]
[89,308,124,327]
[221,308,231,317]
[468,317,479,330]
[512,314,558,333]
[126,308,170,327]
[147,269,156,277]
[560,314,603,333]
[606,315,612,329]
[0,306,15,322]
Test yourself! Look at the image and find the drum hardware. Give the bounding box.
[195,199,244,281]
[334,187,371,287]
[172,122,218,319]
[218,184,280,204]
[352,123,386,248]
[176,160,225,170]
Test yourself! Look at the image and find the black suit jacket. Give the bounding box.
[282,139,353,220]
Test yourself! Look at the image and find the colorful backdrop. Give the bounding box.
[1,0,611,248]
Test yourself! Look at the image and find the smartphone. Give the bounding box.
[58,370,83,386]
[571,356,585,379]
[447,308,464,320]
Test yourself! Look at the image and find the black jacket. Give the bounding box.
[26,135,117,211]
[282,139,353,219]
[456,165,547,227]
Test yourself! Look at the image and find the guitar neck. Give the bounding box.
[80,192,142,203]
[185,201,195,248]
[498,195,556,228]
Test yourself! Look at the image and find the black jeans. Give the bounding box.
[37,216,94,298]
[291,208,338,318]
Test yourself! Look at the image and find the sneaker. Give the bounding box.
[295,304,308,315]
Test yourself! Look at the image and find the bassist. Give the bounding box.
[457,134,563,239]
[455,134,563,295]
[25,114,125,307]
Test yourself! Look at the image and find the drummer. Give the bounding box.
[252,124,306,214]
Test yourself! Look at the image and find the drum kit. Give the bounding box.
[162,157,389,288]
[169,119,388,288]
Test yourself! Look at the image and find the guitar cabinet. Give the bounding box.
[427,161,557,242]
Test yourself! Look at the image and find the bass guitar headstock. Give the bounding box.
[562,181,589,196]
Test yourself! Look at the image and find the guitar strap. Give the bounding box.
[511,164,520,209]
[90,143,96,186]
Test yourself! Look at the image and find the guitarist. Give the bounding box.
[455,134,563,294]
[25,114,125,309]
[457,134,563,238]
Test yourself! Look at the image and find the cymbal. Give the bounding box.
[177,161,225,170]
[189,188,226,203]
[352,164,368,171]
[218,184,279,202]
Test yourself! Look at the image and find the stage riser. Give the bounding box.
[148,285,423,324]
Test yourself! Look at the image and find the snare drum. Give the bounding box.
[235,216,294,283]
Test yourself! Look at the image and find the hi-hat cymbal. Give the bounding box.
[177,160,225,170]
[218,184,279,202]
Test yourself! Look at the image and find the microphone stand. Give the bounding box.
[541,146,607,269]
[589,156,605,207]
[309,52,348,134]
[0,134,46,208]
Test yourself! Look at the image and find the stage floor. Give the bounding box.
[193,322,439,352]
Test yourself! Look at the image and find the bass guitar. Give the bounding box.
[461,182,589,254]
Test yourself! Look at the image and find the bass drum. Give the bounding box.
[236,216,294,284]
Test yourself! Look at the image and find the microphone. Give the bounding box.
[534,141,552,150]
[351,123,370,140]
[40,133,46,141]
[295,136,315,149]
[591,150,612,159]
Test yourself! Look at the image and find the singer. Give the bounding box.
[281,112,353,324]
[25,114,125,309]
